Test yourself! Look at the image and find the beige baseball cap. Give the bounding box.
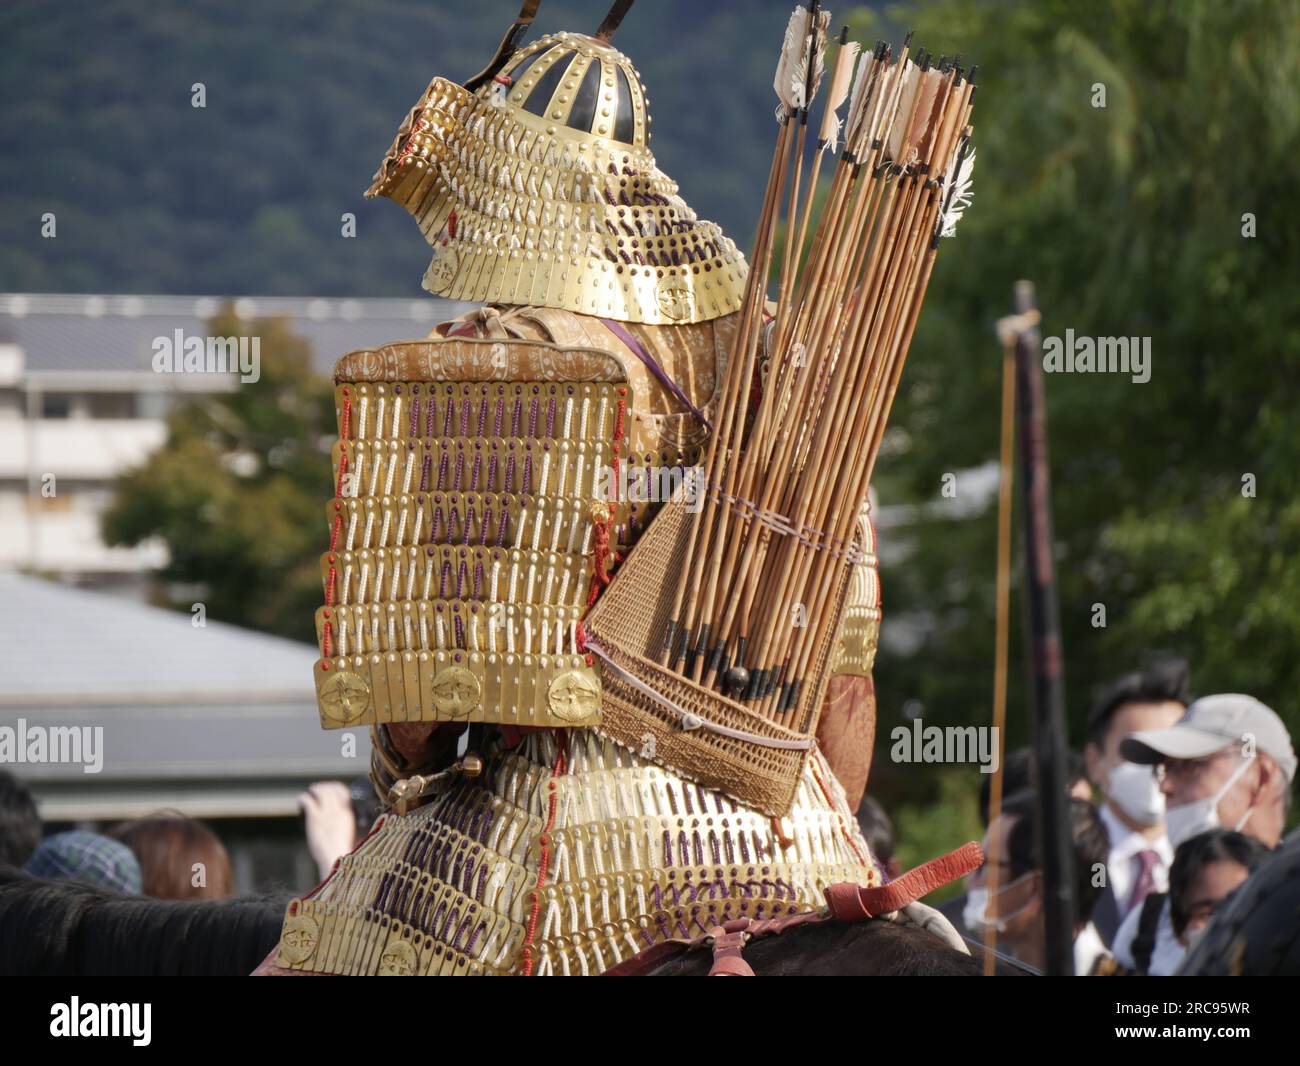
[1120,693,1296,782]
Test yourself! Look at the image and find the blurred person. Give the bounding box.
[24,831,140,894]
[946,749,1090,943]
[0,770,41,868]
[298,781,360,882]
[109,811,234,900]
[1167,829,1270,952]
[978,747,1090,827]
[1083,661,1188,946]
[1179,826,1300,975]
[1110,693,1295,974]
[964,791,1110,974]
[855,795,900,882]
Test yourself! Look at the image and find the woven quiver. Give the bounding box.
[583,490,862,818]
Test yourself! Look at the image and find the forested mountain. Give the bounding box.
[1,0,877,294]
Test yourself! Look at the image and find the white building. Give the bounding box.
[0,293,469,891]
[0,570,375,892]
[0,293,470,592]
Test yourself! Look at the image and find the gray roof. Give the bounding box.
[0,293,476,377]
[0,571,319,702]
[0,573,372,812]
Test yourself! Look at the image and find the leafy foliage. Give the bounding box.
[102,309,335,640]
[849,0,1300,820]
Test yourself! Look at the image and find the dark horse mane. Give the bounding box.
[0,864,288,976]
[639,916,1015,976]
[1,864,1019,976]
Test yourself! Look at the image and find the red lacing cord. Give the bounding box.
[322,391,353,666]
[611,389,627,499]
[809,757,873,870]
[585,388,627,610]
[585,510,614,610]
[573,389,627,665]
[396,118,428,165]
[521,732,569,975]
[574,619,593,668]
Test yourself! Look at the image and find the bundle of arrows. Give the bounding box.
[658,3,977,727]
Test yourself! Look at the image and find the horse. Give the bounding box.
[0,864,287,976]
[1,864,1022,976]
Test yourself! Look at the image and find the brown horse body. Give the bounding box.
[1,864,1020,976]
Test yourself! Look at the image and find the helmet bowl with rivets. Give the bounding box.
[366,31,747,325]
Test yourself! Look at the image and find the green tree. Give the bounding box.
[844,0,1300,815]
[102,307,335,641]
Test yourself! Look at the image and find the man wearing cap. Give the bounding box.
[1108,694,1296,974]
[1083,662,1188,948]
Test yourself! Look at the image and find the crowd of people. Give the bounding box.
[0,774,362,903]
[2,660,1295,976]
[863,662,1297,975]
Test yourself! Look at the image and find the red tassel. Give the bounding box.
[586,509,613,610]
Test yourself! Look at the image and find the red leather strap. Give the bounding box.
[709,954,755,976]
[601,938,696,976]
[706,920,755,976]
[826,841,984,921]
[601,842,984,975]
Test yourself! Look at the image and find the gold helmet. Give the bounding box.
[366,24,747,324]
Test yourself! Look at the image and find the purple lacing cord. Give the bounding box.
[599,318,714,431]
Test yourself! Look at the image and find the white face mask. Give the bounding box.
[1164,756,1255,849]
[963,873,1036,933]
[1106,760,1165,826]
